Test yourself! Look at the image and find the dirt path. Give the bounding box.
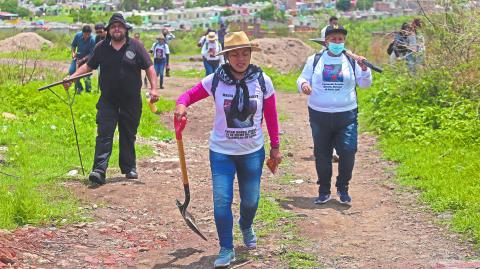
[1,74,478,268]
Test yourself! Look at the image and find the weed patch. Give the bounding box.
[0,71,174,229]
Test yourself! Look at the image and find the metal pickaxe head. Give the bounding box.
[175,116,207,241]
[176,188,207,241]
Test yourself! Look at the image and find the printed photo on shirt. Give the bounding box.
[224,99,257,129]
[155,48,164,59]
[323,64,344,82]
[208,44,216,56]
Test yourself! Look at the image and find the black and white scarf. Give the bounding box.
[214,64,263,120]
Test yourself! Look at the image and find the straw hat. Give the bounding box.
[157,34,165,40]
[216,31,260,56]
[206,32,217,41]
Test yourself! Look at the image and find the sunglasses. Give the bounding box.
[95,31,104,34]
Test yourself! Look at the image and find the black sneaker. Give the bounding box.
[314,193,331,204]
[89,171,106,185]
[125,169,138,179]
[337,190,352,204]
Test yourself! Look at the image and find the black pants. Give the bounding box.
[309,108,358,194]
[92,97,142,176]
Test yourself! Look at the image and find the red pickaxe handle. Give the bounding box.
[174,116,189,187]
[174,117,187,140]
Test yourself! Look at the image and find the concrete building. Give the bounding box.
[125,2,269,29]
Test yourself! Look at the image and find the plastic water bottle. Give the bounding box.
[145,92,157,113]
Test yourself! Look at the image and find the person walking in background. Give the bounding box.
[198,28,216,75]
[133,32,141,41]
[406,18,425,74]
[388,22,411,64]
[69,25,95,94]
[150,35,170,89]
[201,32,223,76]
[175,31,282,267]
[161,28,175,77]
[63,13,159,185]
[162,28,175,43]
[134,32,149,88]
[316,16,339,49]
[197,28,215,48]
[94,23,107,44]
[217,22,227,48]
[297,25,372,205]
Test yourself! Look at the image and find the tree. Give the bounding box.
[256,4,285,22]
[256,4,274,20]
[0,0,31,17]
[336,0,351,11]
[0,0,17,11]
[32,0,44,7]
[161,0,174,9]
[120,0,140,11]
[126,15,142,25]
[46,0,56,6]
[70,8,94,23]
[16,7,31,17]
[356,0,373,10]
[220,9,234,16]
[143,0,161,9]
[185,0,193,8]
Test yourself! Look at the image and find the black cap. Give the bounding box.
[325,25,347,37]
[94,23,105,31]
[106,13,132,31]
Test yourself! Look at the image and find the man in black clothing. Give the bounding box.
[64,13,159,185]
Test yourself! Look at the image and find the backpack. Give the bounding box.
[211,71,267,100]
[387,41,394,55]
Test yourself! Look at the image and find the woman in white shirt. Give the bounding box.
[297,25,372,205]
[201,32,224,76]
[175,31,281,268]
[150,35,170,89]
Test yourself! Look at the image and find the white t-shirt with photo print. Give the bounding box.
[201,73,275,155]
[151,42,170,60]
[297,53,372,113]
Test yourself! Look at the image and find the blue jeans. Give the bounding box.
[204,59,220,76]
[69,59,91,93]
[309,107,358,195]
[202,57,210,76]
[209,148,265,249]
[406,53,416,74]
[154,59,166,87]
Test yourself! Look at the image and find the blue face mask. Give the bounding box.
[328,42,345,55]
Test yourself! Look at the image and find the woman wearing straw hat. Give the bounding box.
[150,34,170,89]
[175,31,282,267]
[201,31,224,76]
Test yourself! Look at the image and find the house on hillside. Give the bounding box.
[0,12,19,21]
[125,2,269,29]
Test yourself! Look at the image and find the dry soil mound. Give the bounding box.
[251,37,314,73]
[0,32,53,53]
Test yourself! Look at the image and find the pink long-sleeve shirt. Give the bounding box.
[177,78,280,154]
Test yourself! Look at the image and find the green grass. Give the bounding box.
[0,46,71,62]
[282,251,318,268]
[171,68,204,79]
[0,67,174,229]
[41,14,74,23]
[263,67,301,93]
[253,195,319,267]
[359,67,480,245]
